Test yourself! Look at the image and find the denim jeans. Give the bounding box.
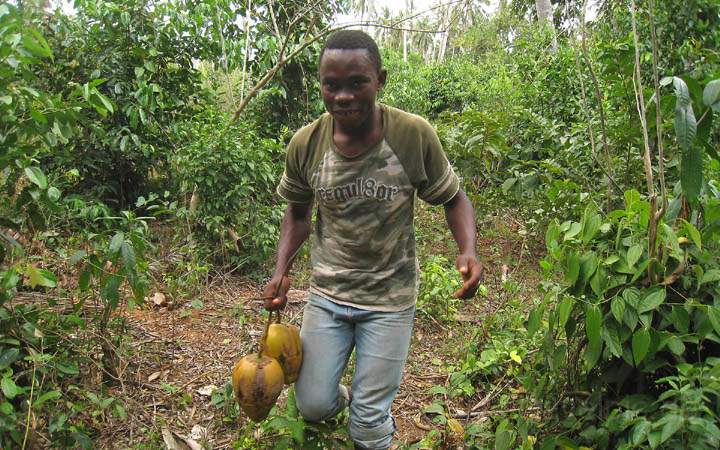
[294,293,416,450]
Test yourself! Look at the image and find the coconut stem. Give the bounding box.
[258,311,275,358]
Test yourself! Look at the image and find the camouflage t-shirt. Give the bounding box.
[277,105,460,312]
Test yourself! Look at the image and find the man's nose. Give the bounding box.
[335,89,353,103]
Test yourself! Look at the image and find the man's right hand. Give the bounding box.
[262,275,291,311]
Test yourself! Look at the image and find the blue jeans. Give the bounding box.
[295,294,416,450]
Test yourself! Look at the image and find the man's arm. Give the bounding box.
[262,201,313,310]
[443,189,483,299]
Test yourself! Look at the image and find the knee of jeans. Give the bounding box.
[296,392,337,422]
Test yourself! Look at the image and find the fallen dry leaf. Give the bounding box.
[196,385,217,397]
[153,292,168,307]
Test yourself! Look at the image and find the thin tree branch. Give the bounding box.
[649,0,667,216]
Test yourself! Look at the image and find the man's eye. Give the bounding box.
[352,80,364,89]
[324,81,337,90]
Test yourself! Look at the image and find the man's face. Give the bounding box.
[319,49,386,131]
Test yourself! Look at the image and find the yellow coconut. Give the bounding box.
[260,322,303,384]
[231,353,284,421]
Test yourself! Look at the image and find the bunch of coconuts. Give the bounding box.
[231,311,302,421]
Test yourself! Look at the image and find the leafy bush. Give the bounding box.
[528,188,720,448]
[417,255,462,322]
[171,108,285,270]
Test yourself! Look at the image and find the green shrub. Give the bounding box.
[171,108,285,271]
[417,255,462,322]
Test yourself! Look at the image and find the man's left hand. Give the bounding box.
[453,254,484,299]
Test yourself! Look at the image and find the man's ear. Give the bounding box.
[378,69,387,88]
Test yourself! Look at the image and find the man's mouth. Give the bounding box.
[335,109,360,117]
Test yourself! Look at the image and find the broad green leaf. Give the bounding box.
[632,328,651,365]
[638,289,665,313]
[93,91,114,115]
[564,222,582,241]
[101,275,122,309]
[565,252,580,287]
[672,306,689,334]
[667,336,685,355]
[24,167,48,189]
[27,265,57,288]
[109,232,124,254]
[627,244,643,268]
[121,241,136,270]
[673,78,701,200]
[78,269,91,291]
[0,348,20,371]
[703,79,720,110]
[708,307,720,337]
[33,390,61,408]
[632,420,652,446]
[603,327,623,358]
[526,306,542,337]
[682,220,702,250]
[585,304,602,369]
[583,213,601,243]
[1,377,20,399]
[611,296,626,323]
[701,269,720,285]
[509,350,522,364]
[558,297,574,328]
[659,414,684,445]
[22,28,53,58]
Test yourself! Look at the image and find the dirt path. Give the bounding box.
[93,276,504,449]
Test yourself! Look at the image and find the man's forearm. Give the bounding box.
[444,189,477,256]
[273,203,312,278]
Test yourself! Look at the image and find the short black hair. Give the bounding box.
[319,30,382,72]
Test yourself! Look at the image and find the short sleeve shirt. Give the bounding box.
[277,105,460,311]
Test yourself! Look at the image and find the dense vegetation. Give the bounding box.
[1,0,718,448]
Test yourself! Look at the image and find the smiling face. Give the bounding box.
[319,48,387,132]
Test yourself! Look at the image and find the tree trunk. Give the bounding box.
[535,0,557,52]
[535,0,552,23]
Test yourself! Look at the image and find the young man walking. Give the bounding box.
[262,30,483,450]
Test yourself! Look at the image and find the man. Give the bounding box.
[262,30,482,450]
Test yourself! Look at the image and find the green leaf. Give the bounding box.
[121,241,136,270]
[0,348,20,371]
[527,306,543,337]
[627,244,643,268]
[565,252,580,287]
[585,304,602,369]
[93,91,114,115]
[701,269,720,286]
[638,289,665,314]
[703,79,720,110]
[423,402,445,415]
[667,336,685,355]
[611,296,626,323]
[632,328,651,366]
[24,167,48,190]
[27,265,57,288]
[682,220,702,250]
[659,414,684,445]
[33,390,61,408]
[109,232,124,254]
[564,222,582,241]
[1,377,21,399]
[22,28,53,58]
[101,275,122,309]
[708,307,720,337]
[558,297,574,328]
